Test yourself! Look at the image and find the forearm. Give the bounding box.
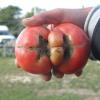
[62,7,92,29]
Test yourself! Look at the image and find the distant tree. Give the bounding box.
[0,5,23,35]
[0,6,46,36]
[24,7,46,18]
[25,12,33,18]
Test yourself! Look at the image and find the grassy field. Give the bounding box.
[0,57,100,100]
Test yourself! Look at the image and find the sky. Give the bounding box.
[0,0,100,15]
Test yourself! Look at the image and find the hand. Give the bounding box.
[22,8,65,26]
[22,8,91,28]
[21,8,91,81]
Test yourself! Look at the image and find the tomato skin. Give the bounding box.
[15,23,90,78]
[15,26,52,74]
[52,23,90,75]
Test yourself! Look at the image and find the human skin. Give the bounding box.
[22,8,91,28]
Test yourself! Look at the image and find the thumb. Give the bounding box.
[22,15,45,26]
[22,9,64,26]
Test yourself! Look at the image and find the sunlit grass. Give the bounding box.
[0,57,100,100]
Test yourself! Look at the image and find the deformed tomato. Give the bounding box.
[15,26,52,74]
[15,23,90,80]
[49,23,90,76]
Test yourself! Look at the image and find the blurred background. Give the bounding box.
[0,0,100,100]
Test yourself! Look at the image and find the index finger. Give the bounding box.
[22,8,64,26]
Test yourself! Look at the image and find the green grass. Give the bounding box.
[0,57,100,100]
[69,60,100,92]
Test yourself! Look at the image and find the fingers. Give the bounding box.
[41,72,52,81]
[40,69,64,81]
[15,58,64,81]
[22,15,44,26]
[53,69,64,78]
[15,59,20,68]
[22,8,64,26]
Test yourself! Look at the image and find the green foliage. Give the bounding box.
[0,5,21,21]
[24,7,46,18]
[0,5,23,35]
[0,6,46,36]
[25,12,33,18]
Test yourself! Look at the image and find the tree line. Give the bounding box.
[0,5,45,37]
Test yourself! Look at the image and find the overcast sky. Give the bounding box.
[0,0,100,15]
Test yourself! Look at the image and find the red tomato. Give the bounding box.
[15,23,90,78]
[49,23,90,76]
[15,26,52,74]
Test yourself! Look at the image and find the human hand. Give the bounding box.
[22,8,65,27]
[20,8,91,81]
[22,7,91,28]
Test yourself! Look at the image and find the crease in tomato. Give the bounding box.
[62,34,72,60]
